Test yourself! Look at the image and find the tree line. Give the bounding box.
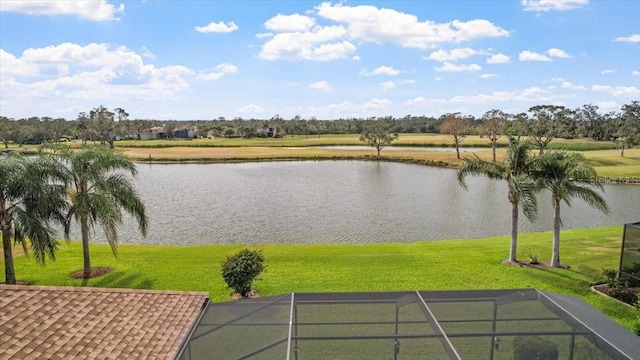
[1,101,638,154]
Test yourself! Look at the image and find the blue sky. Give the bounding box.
[0,0,638,120]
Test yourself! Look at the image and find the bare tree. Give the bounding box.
[479,109,508,162]
[440,113,472,159]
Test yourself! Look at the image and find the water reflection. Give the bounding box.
[66,161,640,245]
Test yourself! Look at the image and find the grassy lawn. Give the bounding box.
[2,226,637,330]
[112,134,617,150]
[11,136,638,178]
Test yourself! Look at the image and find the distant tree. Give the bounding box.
[440,113,472,159]
[41,117,69,142]
[55,146,148,279]
[91,106,117,149]
[1,153,68,284]
[76,112,95,144]
[530,151,608,267]
[479,109,508,162]
[506,113,529,139]
[575,104,602,139]
[239,125,255,139]
[210,124,224,138]
[359,122,399,156]
[457,138,538,263]
[0,117,13,148]
[526,105,567,155]
[164,122,177,139]
[308,117,322,138]
[613,101,640,156]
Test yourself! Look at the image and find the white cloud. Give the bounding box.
[514,87,553,101]
[195,21,238,33]
[352,55,361,61]
[601,69,616,74]
[359,65,401,76]
[363,98,392,109]
[403,97,447,106]
[518,50,551,61]
[258,3,508,62]
[479,73,498,79]
[140,46,155,59]
[0,43,194,103]
[314,2,509,48]
[487,53,511,64]
[613,34,640,43]
[259,25,356,61]
[380,81,396,90]
[373,66,400,76]
[521,0,589,12]
[0,0,124,21]
[309,98,393,118]
[551,77,566,82]
[309,80,333,92]
[592,85,640,97]
[594,101,620,111]
[264,13,315,32]
[256,32,273,39]
[425,48,479,62]
[196,63,238,81]
[633,70,640,76]
[434,63,482,72]
[561,81,586,90]
[547,48,571,58]
[236,104,266,115]
[450,91,515,104]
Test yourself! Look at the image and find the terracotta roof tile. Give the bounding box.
[0,285,208,360]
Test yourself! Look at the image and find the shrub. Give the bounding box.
[633,318,640,337]
[513,336,558,360]
[601,268,618,288]
[608,285,638,306]
[221,249,265,298]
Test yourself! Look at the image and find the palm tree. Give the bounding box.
[56,146,148,279]
[1,153,67,284]
[457,138,538,263]
[529,151,609,267]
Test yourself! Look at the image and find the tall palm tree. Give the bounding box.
[530,151,609,267]
[457,138,538,263]
[56,146,148,279]
[0,153,67,284]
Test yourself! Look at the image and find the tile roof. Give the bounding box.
[0,285,208,360]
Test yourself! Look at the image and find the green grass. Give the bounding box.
[2,226,637,330]
[111,134,617,150]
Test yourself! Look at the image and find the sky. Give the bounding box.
[0,0,639,121]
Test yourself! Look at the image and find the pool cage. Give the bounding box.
[620,221,640,287]
[175,288,639,360]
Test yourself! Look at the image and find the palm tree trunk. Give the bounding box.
[509,201,518,262]
[551,198,561,267]
[2,224,16,284]
[81,216,92,279]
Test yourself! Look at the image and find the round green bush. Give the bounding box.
[221,249,265,298]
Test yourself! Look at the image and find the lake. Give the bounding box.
[69,161,640,245]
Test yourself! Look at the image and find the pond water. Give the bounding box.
[69,161,640,245]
